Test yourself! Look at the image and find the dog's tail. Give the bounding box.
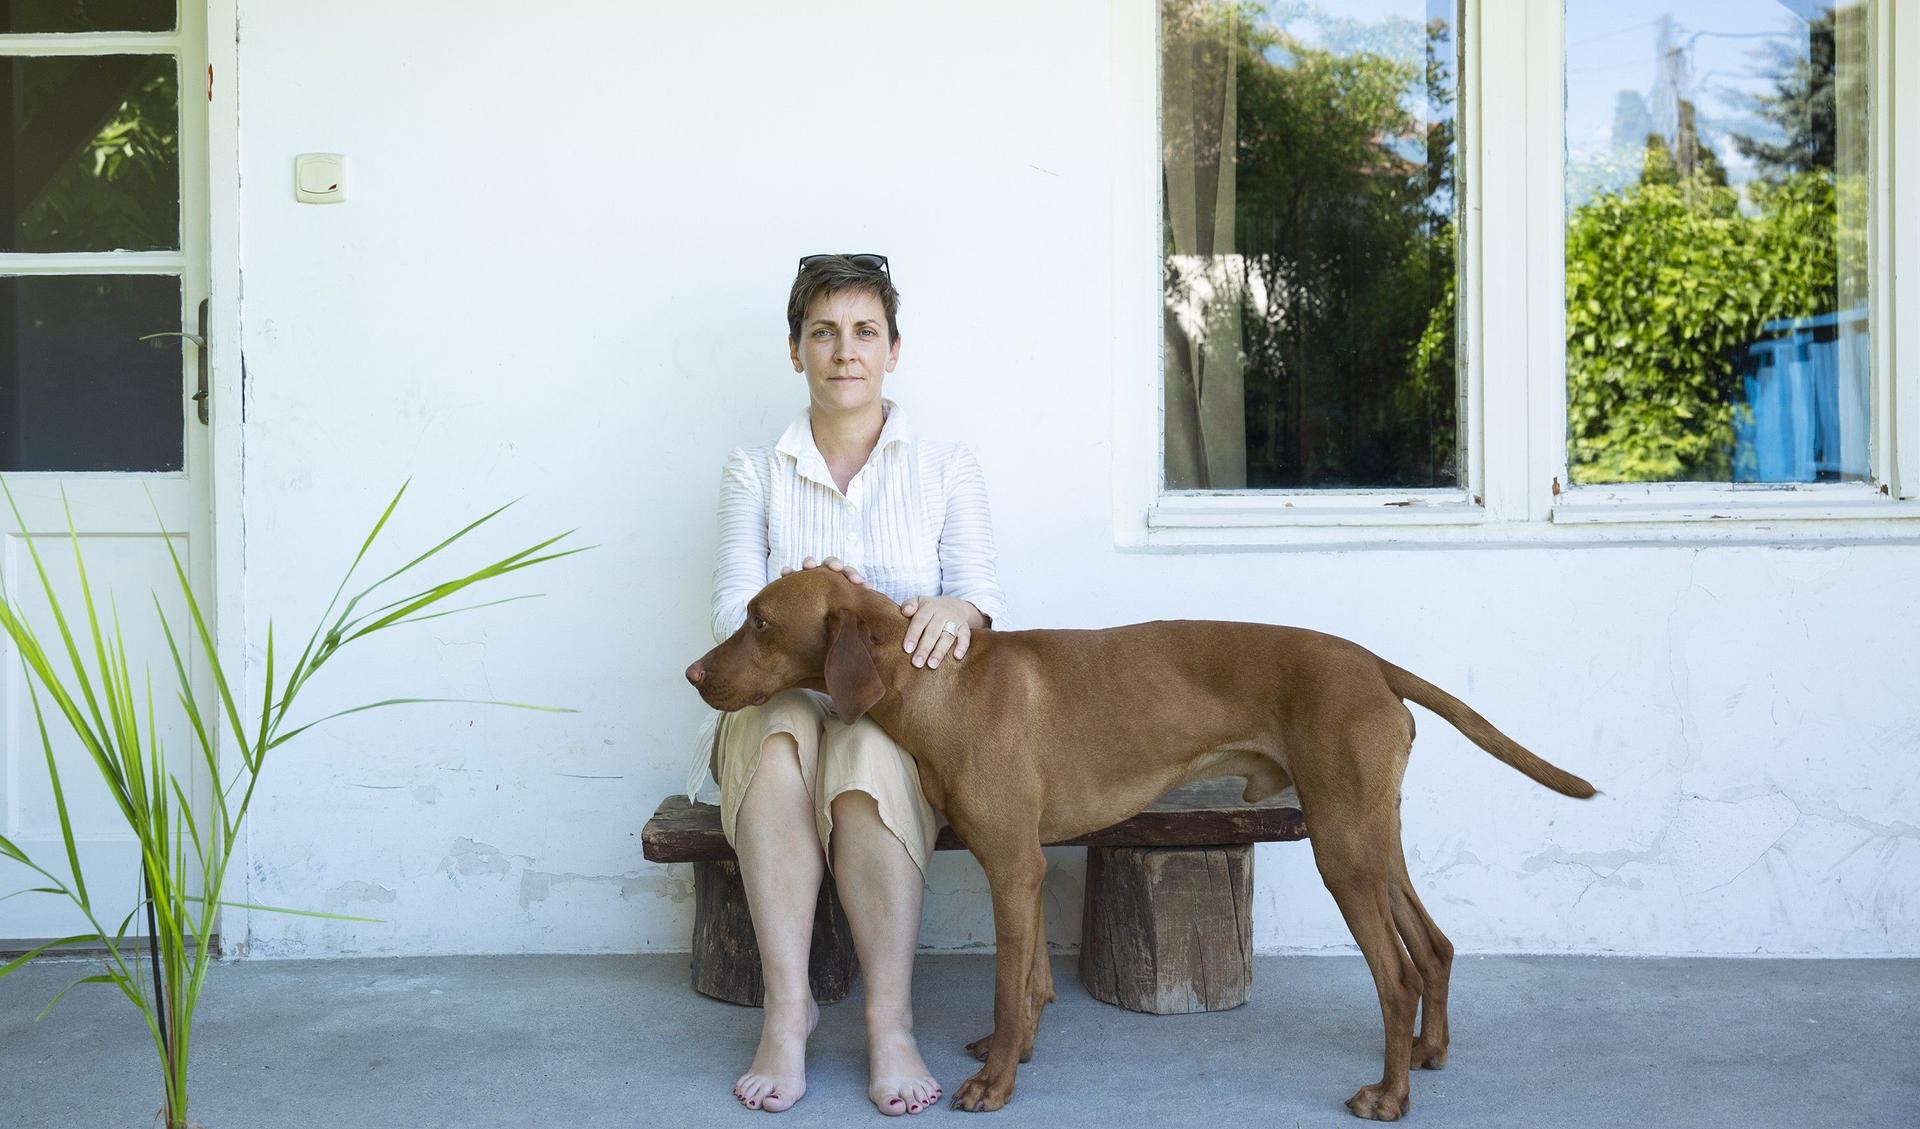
[1380,661,1597,799]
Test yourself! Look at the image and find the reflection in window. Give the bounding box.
[4,55,181,253]
[1162,0,1462,490]
[2,1,175,33]
[1565,2,1870,484]
[0,275,184,472]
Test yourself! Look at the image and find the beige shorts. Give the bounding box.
[711,689,942,882]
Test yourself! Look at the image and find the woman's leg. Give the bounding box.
[731,731,825,1112]
[829,790,943,1116]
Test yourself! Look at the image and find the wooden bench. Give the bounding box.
[642,778,1307,1014]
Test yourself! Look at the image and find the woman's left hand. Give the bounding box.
[899,595,982,670]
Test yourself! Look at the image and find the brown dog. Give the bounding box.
[686,568,1594,1120]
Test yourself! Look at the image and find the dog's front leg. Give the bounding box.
[967,880,1052,1064]
[951,842,1047,1113]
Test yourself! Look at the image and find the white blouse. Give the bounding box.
[687,399,1008,797]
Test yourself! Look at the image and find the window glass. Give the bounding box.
[1,1,174,33]
[1565,2,1870,484]
[4,55,181,253]
[1162,0,1462,490]
[0,275,184,472]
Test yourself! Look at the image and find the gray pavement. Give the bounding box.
[1,953,1913,1128]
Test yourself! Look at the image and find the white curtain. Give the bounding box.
[1162,9,1247,490]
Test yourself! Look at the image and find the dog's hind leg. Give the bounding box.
[1390,851,1453,1069]
[1307,815,1422,1122]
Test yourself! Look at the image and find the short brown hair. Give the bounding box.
[786,256,901,343]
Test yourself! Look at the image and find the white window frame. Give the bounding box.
[1111,0,1920,550]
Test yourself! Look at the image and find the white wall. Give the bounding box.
[229,0,1920,958]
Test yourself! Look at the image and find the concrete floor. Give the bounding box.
[0,952,1912,1128]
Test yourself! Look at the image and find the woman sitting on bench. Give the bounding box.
[691,253,1007,1116]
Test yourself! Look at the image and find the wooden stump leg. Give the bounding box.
[1079,843,1253,1014]
[689,860,857,1006]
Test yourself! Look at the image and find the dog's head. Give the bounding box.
[685,568,892,723]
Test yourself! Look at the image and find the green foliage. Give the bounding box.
[14,57,180,251]
[0,482,583,1129]
[1565,169,1844,482]
[1164,1,1458,487]
[1730,5,1868,181]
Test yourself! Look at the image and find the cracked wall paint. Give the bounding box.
[329,880,398,905]
[223,2,1917,958]
[438,838,523,880]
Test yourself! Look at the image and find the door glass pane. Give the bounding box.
[1161,0,1463,490]
[4,55,180,252]
[1565,2,1871,484]
[0,275,184,472]
[2,1,175,33]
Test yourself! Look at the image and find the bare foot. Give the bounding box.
[733,995,818,1112]
[867,1013,941,1116]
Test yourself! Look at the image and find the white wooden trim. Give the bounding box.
[1893,0,1920,499]
[205,0,249,956]
[1477,0,1528,523]
[1109,0,1161,549]
[1150,491,1483,529]
[1457,0,1487,515]
[1128,516,1920,551]
[0,33,177,54]
[0,252,189,272]
[1522,0,1565,522]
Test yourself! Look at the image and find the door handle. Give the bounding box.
[140,298,211,424]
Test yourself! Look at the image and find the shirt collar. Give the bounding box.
[776,399,912,474]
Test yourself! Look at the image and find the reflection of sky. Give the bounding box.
[1247,1,1832,209]
[1566,0,1825,205]
[1262,0,1450,83]
[1256,0,1456,169]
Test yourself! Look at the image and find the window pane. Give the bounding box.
[2,2,175,32]
[0,275,184,472]
[1161,0,1462,490]
[1565,2,1870,484]
[4,55,181,253]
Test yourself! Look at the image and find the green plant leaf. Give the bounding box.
[35,972,120,1021]
[267,696,577,750]
[24,673,91,911]
[182,894,385,923]
[0,934,101,979]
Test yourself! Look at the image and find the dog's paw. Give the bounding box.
[1410,1039,1447,1070]
[1346,1083,1408,1121]
[950,1070,1014,1113]
[965,1033,1033,1064]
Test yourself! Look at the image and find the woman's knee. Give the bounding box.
[737,731,808,817]
[829,787,883,827]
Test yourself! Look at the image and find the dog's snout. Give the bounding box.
[685,661,705,686]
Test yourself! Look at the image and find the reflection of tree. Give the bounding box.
[9,56,179,252]
[1163,1,1457,489]
[1567,3,1865,484]
[1730,5,1864,180]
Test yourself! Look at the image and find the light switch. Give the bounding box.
[295,153,346,204]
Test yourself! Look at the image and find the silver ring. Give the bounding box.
[940,620,960,637]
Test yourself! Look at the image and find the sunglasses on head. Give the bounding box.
[797,253,890,276]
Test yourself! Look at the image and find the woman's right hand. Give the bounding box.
[780,555,868,587]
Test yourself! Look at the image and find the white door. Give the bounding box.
[0,2,213,944]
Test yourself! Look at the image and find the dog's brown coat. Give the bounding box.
[688,569,1594,1120]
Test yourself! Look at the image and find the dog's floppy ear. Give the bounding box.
[824,607,885,724]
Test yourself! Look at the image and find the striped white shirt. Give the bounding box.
[709,399,1007,639]
[688,399,1007,796]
